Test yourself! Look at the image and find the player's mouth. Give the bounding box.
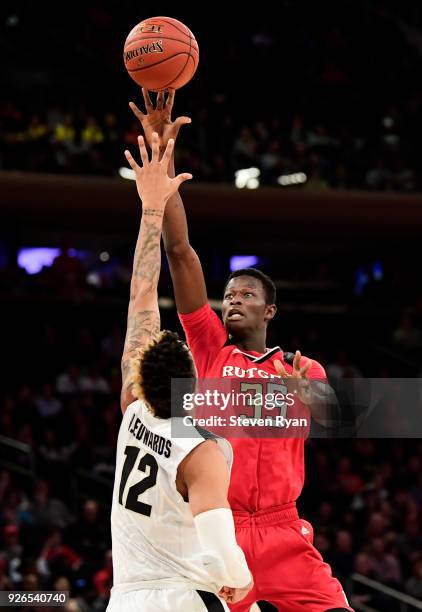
[227,309,245,321]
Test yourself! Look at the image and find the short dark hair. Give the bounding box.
[132,330,195,419]
[224,268,276,305]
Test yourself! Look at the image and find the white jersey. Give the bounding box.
[110,400,232,595]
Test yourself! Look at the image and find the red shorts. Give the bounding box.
[229,503,353,612]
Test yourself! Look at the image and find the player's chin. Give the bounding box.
[225,318,248,334]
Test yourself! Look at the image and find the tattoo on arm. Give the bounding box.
[121,209,164,408]
[121,309,160,394]
[124,310,160,353]
[143,209,164,217]
[131,219,162,298]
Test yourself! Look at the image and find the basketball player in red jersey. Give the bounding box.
[130,90,353,612]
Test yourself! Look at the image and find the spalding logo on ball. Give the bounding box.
[123,16,199,91]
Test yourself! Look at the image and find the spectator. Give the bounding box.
[80,365,110,394]
[68,501,109,567]
[327,350,363,379]
[31,480,74,530]
[393,311,422,352]
[396,515,422,561]
[0,555,12,590]
[92,550,112,598]
[2,525,23,584]
[35,384,63,419]
[331,530,355,582]
[101,325,124,362]
[336,457,364,497]
[233,127,257,168]
[56,364,84,394]
[37,528,82,580]
[369,538,402,585]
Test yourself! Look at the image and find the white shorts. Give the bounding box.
[107,588,230,611]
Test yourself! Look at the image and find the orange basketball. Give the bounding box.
[123,16,199,92]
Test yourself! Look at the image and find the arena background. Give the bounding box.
[0,2,421,610]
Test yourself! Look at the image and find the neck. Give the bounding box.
[233,331,267,354]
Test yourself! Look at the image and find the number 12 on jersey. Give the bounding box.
[118,446,158,516]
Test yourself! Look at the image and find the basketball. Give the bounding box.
[123,16,199,91]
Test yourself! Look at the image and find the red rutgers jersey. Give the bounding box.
[179,303,327,512]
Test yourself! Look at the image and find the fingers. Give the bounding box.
[174,172,193,189]
[156,91,164,111]
[293,350,302,372]
[129,101,144,121]
[274,359,288,378]
[161,138,175,167]
[165,88,175,112]
[142,88,154,112]
[223,587,235,603]
[175,116,192,126]
[218,586,232,602]
[124,149,138,171]
[151,132,160,162]
[137,135,149,167]
[173,115,192,138]
[292,350,312,378]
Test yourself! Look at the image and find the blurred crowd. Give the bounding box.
[0,97,420,191]
[1,3,422,190]
[0,248,421,609]
[1,389,421,611]
[2,246,422,372]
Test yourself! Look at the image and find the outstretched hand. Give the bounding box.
[129,88,191,151]
[124,132,192,207]
[274,350,314,405]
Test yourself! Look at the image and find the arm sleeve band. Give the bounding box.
[194,508,251,588]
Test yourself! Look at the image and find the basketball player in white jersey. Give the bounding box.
[107,133,252,611]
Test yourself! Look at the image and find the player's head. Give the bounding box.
[222,268,277,339]
[130,330,196,418]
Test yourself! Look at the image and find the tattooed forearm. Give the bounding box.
[131,219,162,296]
[123,310,160,353]
[121,200,164,410]
[121,310,160,393]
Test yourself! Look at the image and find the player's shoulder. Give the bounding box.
[179,301,219,323]
[220,343,238,356]
[170,422,219,453]
[180,438,230,479]
[177,424,232,471]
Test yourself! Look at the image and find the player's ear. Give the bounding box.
[264,304,277,322]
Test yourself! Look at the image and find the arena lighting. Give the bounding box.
[234,167,260,189]
[372,261,383,281]
[6,15,19,27]
[87,272,101,287]
[17,247,60,274]
[277,172,307,186]
[119,167,136,180]
[230,255,259,271]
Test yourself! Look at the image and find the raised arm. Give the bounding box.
[120,132,192,413]
[129,89,207,314]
